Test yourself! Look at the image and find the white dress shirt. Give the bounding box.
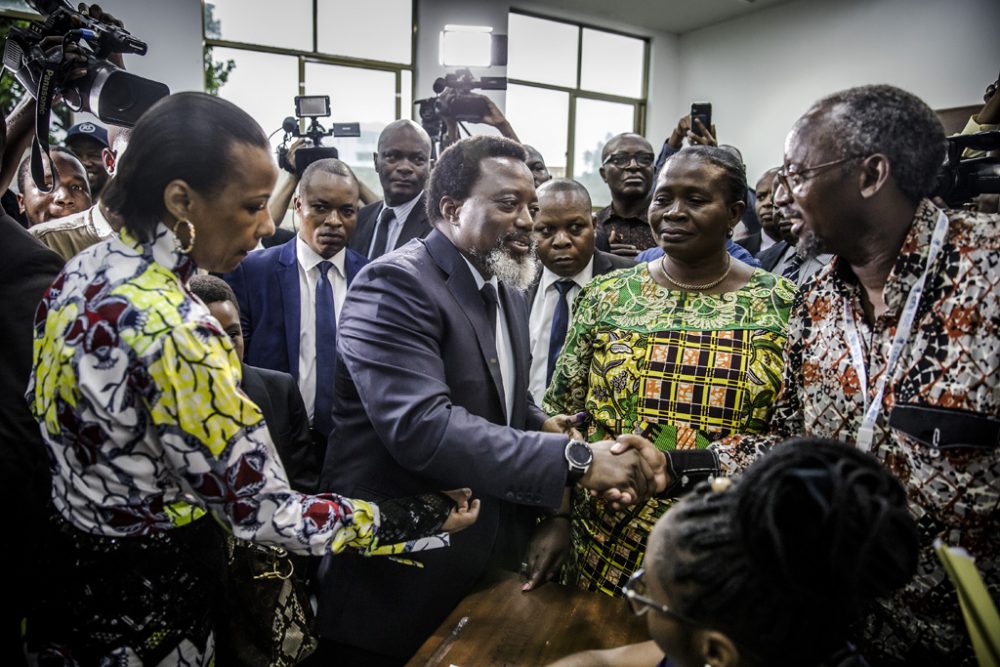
[528,258,594,403]
[461,256,515,424]
[759,229,779,254]
[368,190,424,257]
[296,236,348,422]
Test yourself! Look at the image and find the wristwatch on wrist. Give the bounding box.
[564,439,593,485]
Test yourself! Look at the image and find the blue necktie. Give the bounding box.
[782,251,804,285]
[313,261,336,435]
[546,280,575,385]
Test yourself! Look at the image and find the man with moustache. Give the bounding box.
[315,136,666,665]
[63,122,112,200]
[594,132,657,257]
[349,119,433,259]
[224,158,367,439]
[527,178,633,401]
[666,84,1000,667]
[755,166,834,286]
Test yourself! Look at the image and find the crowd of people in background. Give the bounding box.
[0,9,997,667]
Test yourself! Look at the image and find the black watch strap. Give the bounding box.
[660,449,720,498]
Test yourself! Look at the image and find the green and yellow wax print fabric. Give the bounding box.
[543,264,795,596]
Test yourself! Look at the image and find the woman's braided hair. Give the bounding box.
[656,438,918,666]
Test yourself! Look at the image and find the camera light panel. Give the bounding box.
[439,25,494,68]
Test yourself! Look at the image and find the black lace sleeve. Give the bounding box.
[375,492,454,544]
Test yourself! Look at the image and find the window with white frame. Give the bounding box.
[204,0,414,198]
[504,11,648,208]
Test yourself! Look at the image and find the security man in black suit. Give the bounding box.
[349,119,433,259]
[526,178,634,403]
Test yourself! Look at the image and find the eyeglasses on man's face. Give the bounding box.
[603,152,656,168]
[776,155,863,194]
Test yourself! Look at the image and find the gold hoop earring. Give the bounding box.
[172,218,196,254]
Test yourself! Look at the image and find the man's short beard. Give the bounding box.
[470,235,539,291]
[796,228,828,259]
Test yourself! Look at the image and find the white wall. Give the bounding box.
[71,0,203,128]
[677,0,1000,181]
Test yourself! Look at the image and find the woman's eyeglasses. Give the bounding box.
[623,568,697,625]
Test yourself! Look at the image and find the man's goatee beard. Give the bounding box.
[470,238,539,291]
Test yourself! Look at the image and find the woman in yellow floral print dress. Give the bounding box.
[541,146,795,597]
[25,93,477,666]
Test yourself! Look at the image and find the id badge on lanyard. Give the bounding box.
[842,210,949,452]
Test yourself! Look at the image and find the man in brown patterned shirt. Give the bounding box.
[664,85,999,665]
[594,132,657,257]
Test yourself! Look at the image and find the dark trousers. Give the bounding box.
[300,639,406,667]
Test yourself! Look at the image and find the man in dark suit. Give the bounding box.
[315,136,666,665]
[349,120,433,260]
[527,178,634,402]
[224,158,368,439]
[0,213,62,665]
[188,275,319,493]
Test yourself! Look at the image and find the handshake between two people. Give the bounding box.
[542,413,670,508]
[435,414,669,539]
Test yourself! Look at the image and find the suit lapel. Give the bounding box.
[349,202,379,256]
[345,248,367,285]
[396,201,431,249]
[278,239,301,379]
[424,231,507,418]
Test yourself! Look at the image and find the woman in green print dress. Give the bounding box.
[540,146,795,597]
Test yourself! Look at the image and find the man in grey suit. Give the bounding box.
[527,178,634,402]
[315,136,665,665]
[349,119,433,259]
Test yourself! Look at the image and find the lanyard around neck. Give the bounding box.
[841,209,949,452]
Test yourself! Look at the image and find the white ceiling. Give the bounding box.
[515,0,795,34]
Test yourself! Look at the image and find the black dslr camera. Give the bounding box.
[934,131,1000,207]
[276,95,360,178]
[415,68,507,146]
[2,0,167,126]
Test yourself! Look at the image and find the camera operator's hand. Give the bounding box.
[438,89,521,143]
[77,4,127,67]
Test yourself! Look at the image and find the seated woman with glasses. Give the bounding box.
[547,438,920,667]
[528,146,795,594]
[25,92,479,665]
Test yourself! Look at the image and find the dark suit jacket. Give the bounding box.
[316,229,569,658]
[348,197,432,258]
[262,226,296,249]
[241,363,320,494]
[222,238,367,380]
[757,240,790,272]
[525,249,635,306]
[0,214,62,663]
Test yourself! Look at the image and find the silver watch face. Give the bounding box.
[567,440,592,467]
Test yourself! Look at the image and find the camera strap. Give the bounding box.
[27,44,62,194]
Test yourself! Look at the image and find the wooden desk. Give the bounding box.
[407,570,648,667]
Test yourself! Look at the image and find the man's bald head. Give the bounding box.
[374,119,432,207]
[299,158,357,194]
[602,132,653,160]
[377,119,431,154]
